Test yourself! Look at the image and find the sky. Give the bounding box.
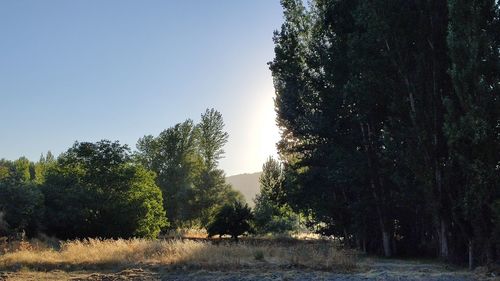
[0,0,284,176]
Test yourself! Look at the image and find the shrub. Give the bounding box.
[253,249,265,261]
[207,201,253,240]
[0,182,44,237]
[253,157,299,235]
[41,140,167,239]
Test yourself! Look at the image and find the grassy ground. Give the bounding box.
[0,237,486,280]
[0,237,355,272]
[0,261,483,281]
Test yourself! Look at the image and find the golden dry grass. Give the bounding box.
[0,238,356,272]
[163,228,208,239]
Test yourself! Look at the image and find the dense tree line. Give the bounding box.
[0,109,243,239]
[270,0,499,266]
[0,142,167,239]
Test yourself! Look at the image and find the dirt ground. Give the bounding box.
[0,258,490,281]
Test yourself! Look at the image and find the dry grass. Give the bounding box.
[163,228,208,239]
[0,238,356,272]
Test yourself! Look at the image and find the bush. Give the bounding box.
[0,182,44,237]
[253,157,299,235]
[207,201,253,240]
[253,195,299,235]
[41,140,167,239]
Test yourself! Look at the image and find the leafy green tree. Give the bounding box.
[123,166,168,238]
[254,157,299,234]
[271,0,399,256]
[207,201,253,241]
[0,160,10,182]
[0,182,44,237]
[194,109,240,226]
[42,140,167,239]
[194,168,241,227]
[137,109,241,228]
[445,0,500,265]
[197,108,229,171]
[0,157,45,237]
[12,157,33,183]
[34,151,56,184]
[136,120,201,228]
[270,0,500,262]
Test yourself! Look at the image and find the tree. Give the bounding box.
[34,151,56,184]
[207,201,253,241]
[197,108,229,171]
[136,120,201,228]
[0,182,44,237]
[270,0,399,256]
[42,140,167,239]
[136,109,241,228]
[194,108,239,227]
[254,157,299,234]
[0,157,45,237]
[270,0,500,262]
[446,0,500,265]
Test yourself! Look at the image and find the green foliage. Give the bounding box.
[0,157,45,237]
[197,108,229,171]
[270,0,399,255]
[193,108,235,226]
[136,108,241,228]
[34,152,56,184]
[124,166,168,238]
[445,0,500,263]
[0,157,37,184]
[137,120,200,227]
[207,201,253,240]
[12,157,32,183]
[254,157,299,234]
[42,140,167,239]
[271,0,500,263]
[0,182,44,237]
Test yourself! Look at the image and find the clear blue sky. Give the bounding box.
[0,0,283,176]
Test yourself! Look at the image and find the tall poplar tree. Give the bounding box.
[446,0,500,265]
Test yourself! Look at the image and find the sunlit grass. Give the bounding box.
[0,238,356,272]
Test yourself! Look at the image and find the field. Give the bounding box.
[0,236,484,281]
[0,237,355,271]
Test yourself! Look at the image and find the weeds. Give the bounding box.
[253,249,265,261]
[0,238,356,272]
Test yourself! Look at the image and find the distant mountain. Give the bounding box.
[226,172,262,207]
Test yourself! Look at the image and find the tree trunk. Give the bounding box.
[487,243,496,266]
[382,230,392,257]
[468,240,474,270]
[392,236,397,256]
[439,218,449,259]
[436,160,449,260]
[360,122,392,258]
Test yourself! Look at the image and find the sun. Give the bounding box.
[255,91,280,164]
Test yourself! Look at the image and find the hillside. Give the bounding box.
[226,172,262,206]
